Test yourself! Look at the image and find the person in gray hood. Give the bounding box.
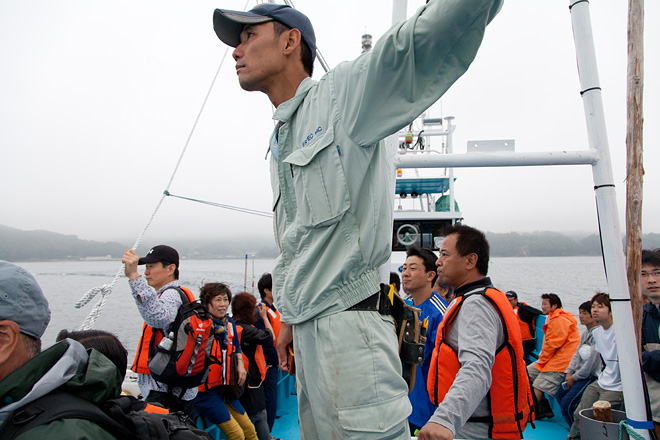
[0,261,122,439]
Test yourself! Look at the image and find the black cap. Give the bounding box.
[138,245,179,267]
[505,290,518,299]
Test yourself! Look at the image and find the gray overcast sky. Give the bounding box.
[0,0,658,247]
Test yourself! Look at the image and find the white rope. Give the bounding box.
[76,29,239,329]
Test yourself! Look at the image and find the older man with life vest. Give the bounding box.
[122,245,200,417]
[527,293,580,420]
[420,225,534,440]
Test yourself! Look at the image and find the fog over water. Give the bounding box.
[22,256,606,358]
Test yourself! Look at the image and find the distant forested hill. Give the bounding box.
[485,231,660,257]
[0,225,128,261]
[1,224,659,261]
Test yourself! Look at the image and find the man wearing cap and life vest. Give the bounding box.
[505,290,542,364]
[254,273,281,433]
[212,1,503,438]
[421,225,534,440]
[122,245,198,417]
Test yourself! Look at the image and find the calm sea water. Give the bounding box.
[19,256,608,358]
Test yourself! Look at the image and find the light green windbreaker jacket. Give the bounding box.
[270,0,503,324]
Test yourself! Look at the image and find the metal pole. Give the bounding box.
[570,0,650,437]
[445,117,456,216]
[379,0,409,284]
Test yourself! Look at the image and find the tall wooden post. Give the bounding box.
[625,0,644,353]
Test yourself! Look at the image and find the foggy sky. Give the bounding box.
[1,0,658,248]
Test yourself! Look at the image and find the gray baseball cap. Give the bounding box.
[0,261,51,339]
[213,3,317,62]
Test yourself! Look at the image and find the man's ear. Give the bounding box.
[0,320,22,365]
[283,28,302,56]
[465,253,478,271]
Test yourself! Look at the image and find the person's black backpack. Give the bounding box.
[147,287,215,389]
[0,392,213,440]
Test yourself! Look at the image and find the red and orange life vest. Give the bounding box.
[198,317,241,392]
[427,287,534,439]
[132,286,196,375]
[513,305,534,341]
[237,325,268,384]
[265,306,281,347]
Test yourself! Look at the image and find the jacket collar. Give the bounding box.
[272,77,316,123]
[644,301,660,315]
[454,277,493,297]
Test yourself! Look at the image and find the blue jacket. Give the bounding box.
[642,301,660,381]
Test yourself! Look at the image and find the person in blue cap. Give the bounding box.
[212,2,503,439]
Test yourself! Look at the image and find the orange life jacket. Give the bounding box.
[237,325,268,384]
[265,306,281,346]
[197,317,241,392]
[427,286,534,439]
[513,305,534,341]
[131,286,196,375]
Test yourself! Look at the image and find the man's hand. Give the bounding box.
[122,250,140,281]
[237,359,247,387]
[565,373,575,389]
[257,303,269,321]
[276,322,293,371]
[417,422,454,440]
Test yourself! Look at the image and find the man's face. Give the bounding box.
[232,22,286,92]
[579,308,596,326]
[436,234,468,289]
[591,301,611,324]
[402,255,433,295]
[508,297,518,308]
[541,298,557,315]
[144,262,174,291]
[642,264,660,304]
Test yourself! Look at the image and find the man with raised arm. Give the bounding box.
[422,225,533,440]
[212,1,503,438]
[122,245,217,417]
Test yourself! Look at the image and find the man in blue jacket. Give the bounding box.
[641,249,660,438]
[213,2,502,438]
[402,246,448,434]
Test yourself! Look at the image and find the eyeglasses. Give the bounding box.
[642,271,660,279]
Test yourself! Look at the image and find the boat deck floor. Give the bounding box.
[197,373,570,439]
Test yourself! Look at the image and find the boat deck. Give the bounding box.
[196,371,570,439]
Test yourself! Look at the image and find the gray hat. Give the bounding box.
[0,261,51,339]
[213,4,317,62]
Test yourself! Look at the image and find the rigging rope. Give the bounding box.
[164,191,272,218]
[74,2,248,329]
